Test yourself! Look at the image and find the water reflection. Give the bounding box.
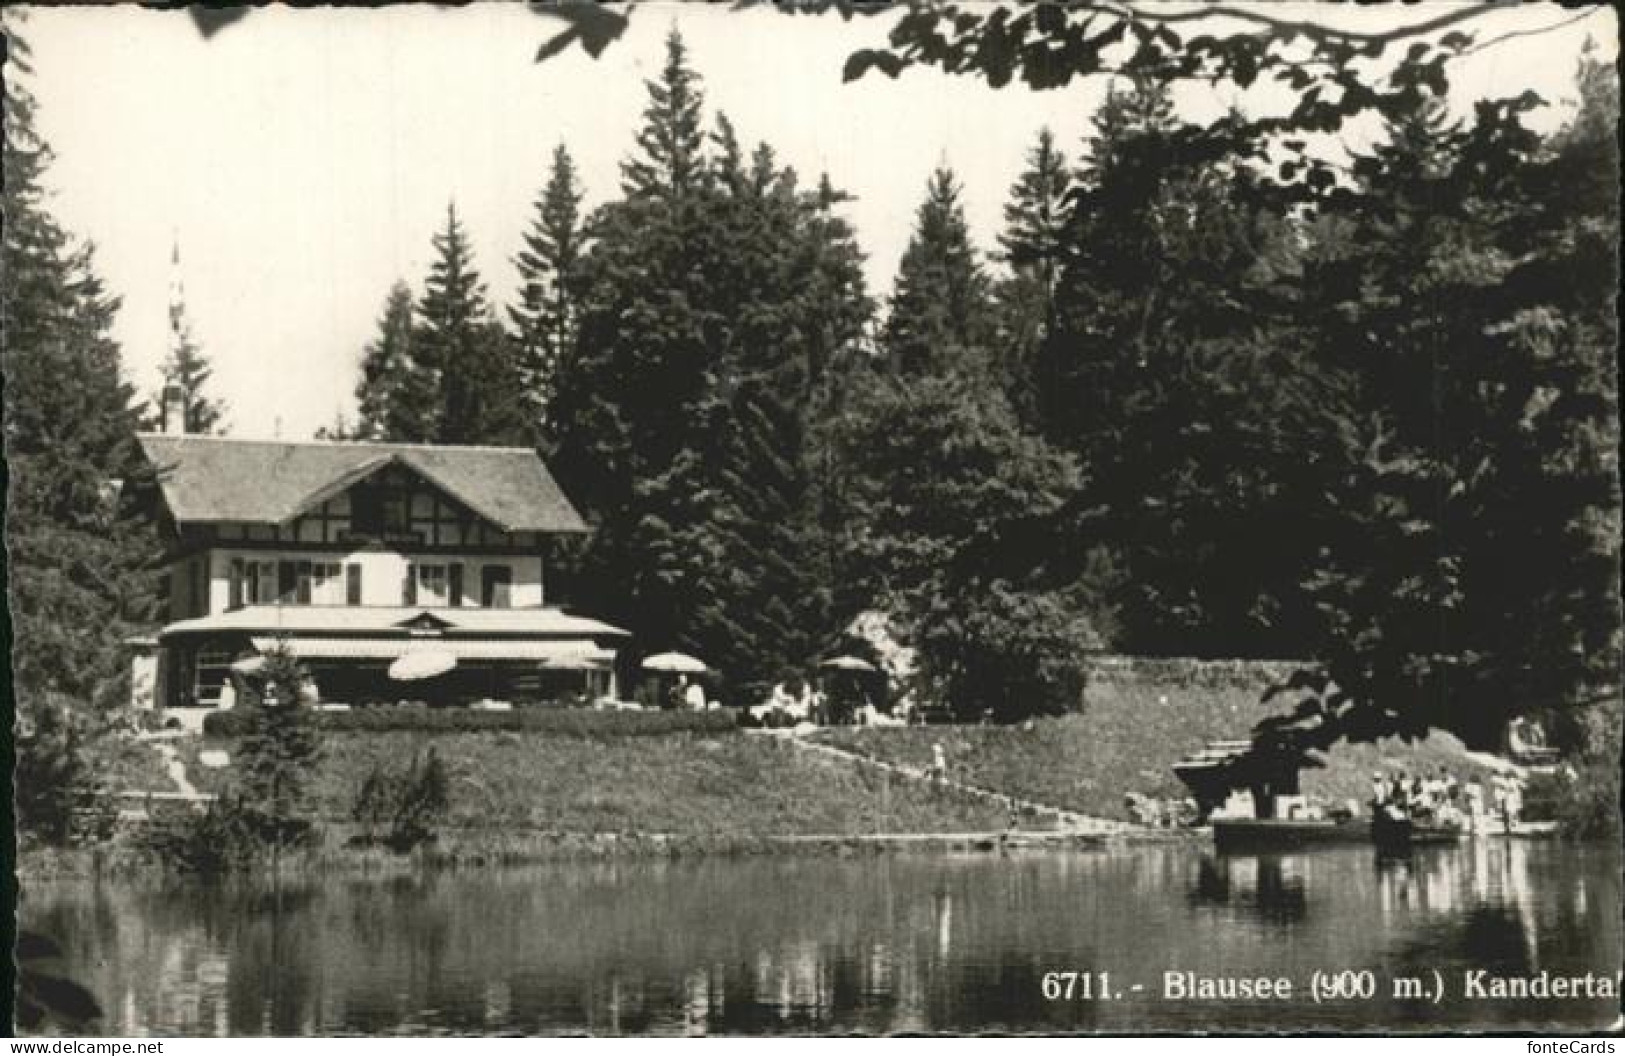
[23,842,1619,1035]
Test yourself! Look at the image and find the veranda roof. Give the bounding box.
[160,605,628,640]
[255,638,616,665]
[137,434,588,533]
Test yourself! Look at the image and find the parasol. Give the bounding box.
[641,651,708,674]
[389,649,457,681]
[819,655,878,673]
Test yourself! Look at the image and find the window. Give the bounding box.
[352,488,381,534]
[310,562,344,605]
[404,563,452,606]
[346,563,363,606]
[296,561,314,605]
[481,565,512,608]
[229,560,245,610]
[448,564,464,607]
[245,560,277,604]
[383,492,410,534]
[418,564,448,605]
[192,645,234,708]
[352,486,412,537]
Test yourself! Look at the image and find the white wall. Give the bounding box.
[166,548,546,613]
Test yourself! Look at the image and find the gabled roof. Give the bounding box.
[137,434,589,533]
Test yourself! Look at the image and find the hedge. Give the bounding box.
[202,706,740,739]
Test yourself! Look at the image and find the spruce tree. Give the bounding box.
[620,28,706,200]
[881,165,995,374]
[511,143,587,441]
[353,280,436,441]
[998,127,1071,280]
[994,127,1070,421]
[551,69,873,697]
[415,204,527,445]
[155,337,226,435]
[4,20,162,840]
[152,254,227,434]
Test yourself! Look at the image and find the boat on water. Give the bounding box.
[1370,810,1466,850]
[1211,817,1370,853]
[1213,812,1468,853]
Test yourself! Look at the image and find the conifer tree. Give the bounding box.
[994,127,1070,421]
[511,143,587,440]
[156,339,226,434]
[415,204,527,445]
[881,165,995,374]
[153,251,228,434]
[4,20,162,840]
[620,28,706,200]
[551,65,873,696]
[353,280,435,441]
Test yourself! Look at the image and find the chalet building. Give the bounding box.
[130,428,627,727]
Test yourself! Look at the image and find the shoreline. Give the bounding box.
[17,824,1198,880]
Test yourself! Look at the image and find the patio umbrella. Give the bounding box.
[820,655,878,673]
[389,649,457,681]
[230,655,267,675]
[641,651,708,674]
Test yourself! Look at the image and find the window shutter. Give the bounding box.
[228,560,244,610]
[346,563,363,606]
[448,564,464,607]
[403,566,418,606]
[277,560,297,602]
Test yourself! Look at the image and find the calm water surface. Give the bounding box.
[24,840,1620,1034]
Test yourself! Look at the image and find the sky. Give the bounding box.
[17,1,1619,439]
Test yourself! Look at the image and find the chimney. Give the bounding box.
[161,382,188,436]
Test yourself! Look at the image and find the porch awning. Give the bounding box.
[249,637,616,666]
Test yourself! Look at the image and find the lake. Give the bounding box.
[22,839,1620,1035]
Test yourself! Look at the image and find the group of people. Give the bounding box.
[747,672,906,727]
[1370,767,1524,832]
[669,674,713,711]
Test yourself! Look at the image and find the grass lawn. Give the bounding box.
[174,666,1509,836]
[188,729,1009,837]
[818,672,1502,821]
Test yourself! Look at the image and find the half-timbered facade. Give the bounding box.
[132,434,627,725]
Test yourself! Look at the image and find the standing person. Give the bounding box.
[1503,775,1523,834]
[1491,775,1510,833]
[931,742,948,784]
[1465,779,1487,833]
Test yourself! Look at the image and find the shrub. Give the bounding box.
[205,706,739,738]
[1524,762,1621,839]
[149,793,295,874]
[351,748,452,852]
[14,695,103,847]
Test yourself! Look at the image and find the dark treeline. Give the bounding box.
[337,30,1618,754]
[4,25,166,841]
[4,15,1618,846]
